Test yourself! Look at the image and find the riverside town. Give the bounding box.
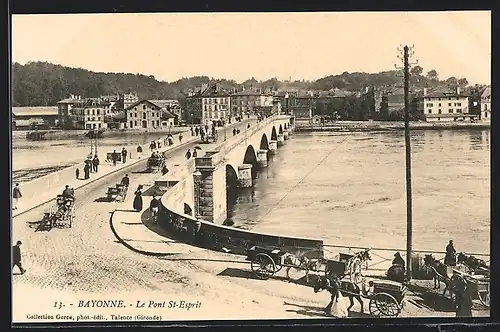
[11,11,490,323]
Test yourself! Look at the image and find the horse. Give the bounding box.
[313,275,364,314]
[346,249,372,283]
[283,253,322,283]
[423,254,453,297]
[457,252,489,273]
[387,265,406,283]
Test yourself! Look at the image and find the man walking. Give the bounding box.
[12,183,22,210]
[12,241,26,274]
[92,155,100,173]
[121,147,128,163]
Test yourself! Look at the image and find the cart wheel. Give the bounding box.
[251,253,276,280]
[369,292,401,318]
[478,291,490,307]
[275,264,283,273]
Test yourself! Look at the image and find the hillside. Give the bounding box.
[12,61,474,107]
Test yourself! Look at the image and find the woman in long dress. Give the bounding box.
[133,185,143,212]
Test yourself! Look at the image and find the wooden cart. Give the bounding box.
[246,246,288,280]
[368,280,407,318]
[106,184,128,202]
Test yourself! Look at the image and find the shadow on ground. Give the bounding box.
[406,282,455,312]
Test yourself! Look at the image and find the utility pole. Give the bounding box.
[396,44,417,281]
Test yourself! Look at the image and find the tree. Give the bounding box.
[426,69,438,81]
[410,65,424,77]
[446,77,458,89]
[458,78,469,88]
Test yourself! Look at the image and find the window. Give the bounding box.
[143,105,146,110]
[97,109,100,115]
[456,97,459,100]
[97,117,100,121]
[448,103,452,106]
[457,103,461,106]
[130,121,133,128]
[134,107,137,111]
[428,110,432,114]
[98,123,101,128]
[437,117,441,121]
[215,105,218,110]
[485,112,488,118]
[156,120,160,127]
[438,110,442,114]
[86,124,91,129]
[204,105,207,111]
[448,97,452,100]
[457,109,462,113]
[86,109,90,115]
[134,120,137,126]
[143,113,146,119]
[448,109,453,113]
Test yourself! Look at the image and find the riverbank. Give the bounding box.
[295,121,491,133]
[12,127,190,141]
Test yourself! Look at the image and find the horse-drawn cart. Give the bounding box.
[367,280,407,318]
[41,195,75,229]
[246,246,288,280]
[453,268,490,308]
[106,184,128,202]
[147,154,166,172]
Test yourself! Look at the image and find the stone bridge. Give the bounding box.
[159,115,294,225]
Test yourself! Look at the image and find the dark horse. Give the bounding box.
[423,254,454,296]
[457,252,489,273]
[313,275,364,313]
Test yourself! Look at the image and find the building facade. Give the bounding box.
[186,83,231,125]
[120,92,139,109]
[230,89,273,117]
[125,100,175,129]
[415,87,474,122]
[71,99,108,130]
[481,87,491,121]
[57,94,82,129]
[12,107,59,130]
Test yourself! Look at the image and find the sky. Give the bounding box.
[11,11,491,85]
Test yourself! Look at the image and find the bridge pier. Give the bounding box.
[195,152,227,224]
[237,164,253,187]
[268,140,278,154]
[277,134,285,147]
[283,130,290,140]
[256,149,268,168]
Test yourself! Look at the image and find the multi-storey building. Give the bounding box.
[230,89,273,117]
[415,87,475,122]
[148,99,182,123]
[71,98,107,130]
[186,83,231,125]
[125,100,176,129]
[120,92,139,109]
[481,87,491,121]
[56,94,82,129]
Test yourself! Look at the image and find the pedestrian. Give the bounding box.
[233,128,237,136]
[84,162,90,179]
[75,168,80,179]
[12,240,26,274]
[190,127,194,136]
[92,155,100,172]
[237,128,240,134]
[179,134,183,143]
[444,240,457,266]
[149,141,155,152]
[195,127,199,136]
[157,138,162,149]
[133,185,143,212]
[247,123,251,129]
[168,136,173,146]
[137,144,143,159]
[112,150,118,166]
[454,276,473,317]
[12,183,22,210]
[185,149,191,160]
[121,147,128,163]
[192,149,198,158]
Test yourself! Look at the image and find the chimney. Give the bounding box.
[456,87,460,95]
[215,83,221,92]
[423,88,428,96]
[201,83,208,91]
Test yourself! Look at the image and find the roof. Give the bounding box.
[57,98,81,104]
[232,89,266,96]
[481,87,491,98]
[161,110,176,119]
[12,106,58,117]
[148,99,180,109]
[125,99,162,111]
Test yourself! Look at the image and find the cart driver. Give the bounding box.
[61,185,75,205]
[120,174,130,188]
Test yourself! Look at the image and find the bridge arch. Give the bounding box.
[270,126,278,141]
[226,164,239,189]
[279,124,283,134]
[243,144,259,178]
[259,133,269,150]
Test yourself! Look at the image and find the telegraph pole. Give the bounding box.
[396,44,417,281]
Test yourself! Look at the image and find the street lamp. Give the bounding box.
[193,170,202,217]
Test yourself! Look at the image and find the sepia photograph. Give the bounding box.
[10,11,491,324]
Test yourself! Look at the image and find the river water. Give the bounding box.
[227,129,490,256]
[11,133,180,182]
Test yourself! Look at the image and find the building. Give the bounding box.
[480,87,491,121]
[230,88,273,117]
[125,100,176,129]
[186,83,231,125]
[148,99,182,123]
[57,94,82,129]
[120,92,139,109]
[415,87,475,122]
[71,99,108,130]
[12,106,59,130]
